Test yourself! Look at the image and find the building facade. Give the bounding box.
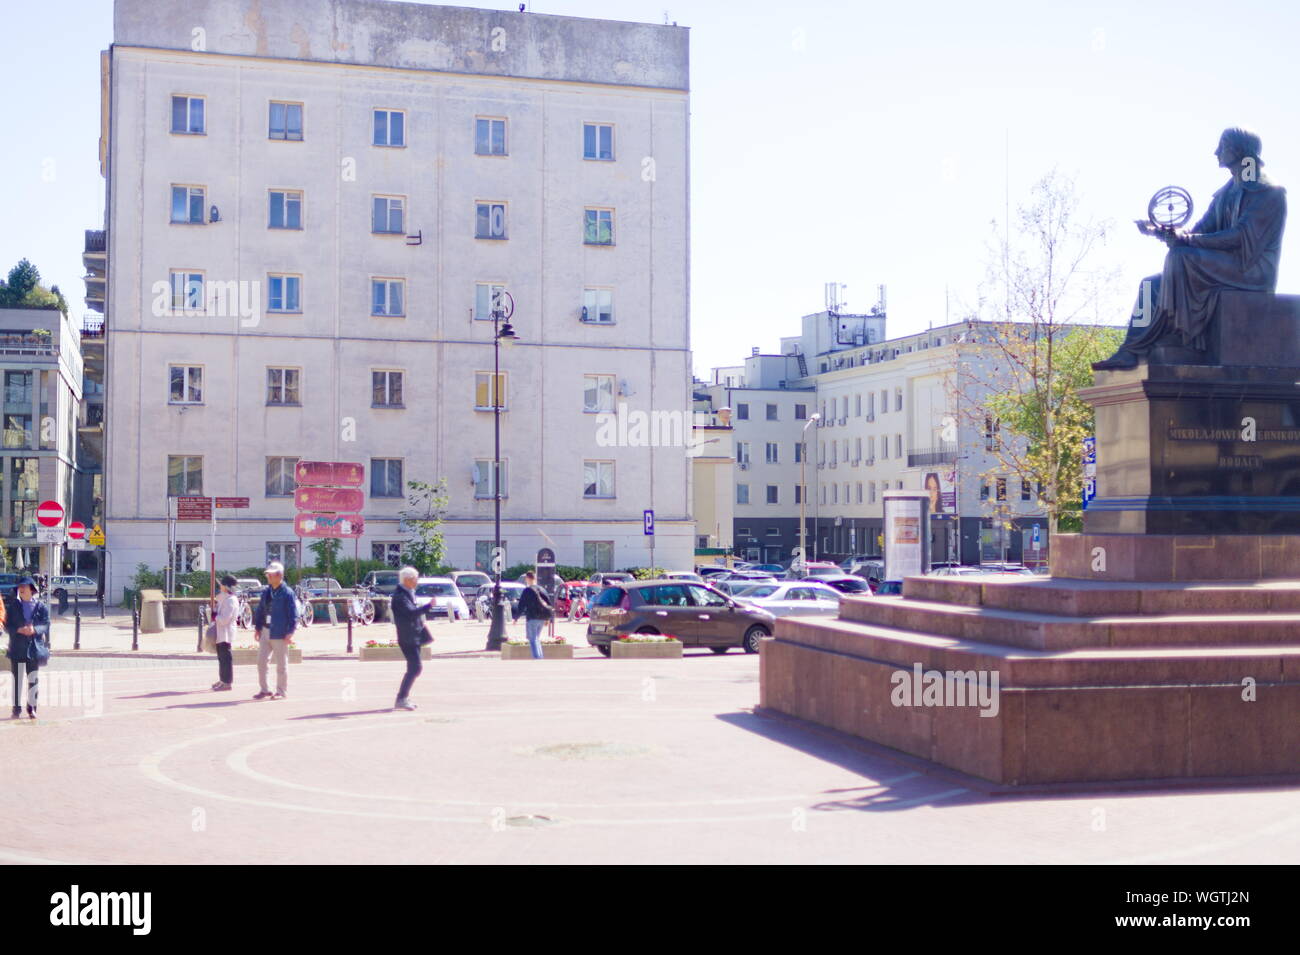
[101,0,692,595]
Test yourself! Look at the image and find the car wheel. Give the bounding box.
[742,625,769,653]
[595,643,611,657]
[710,646,729,655]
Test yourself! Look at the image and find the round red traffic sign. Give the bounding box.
[37,500,64,527]
[68,521,86,540]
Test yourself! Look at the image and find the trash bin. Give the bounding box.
[140,588,165,633]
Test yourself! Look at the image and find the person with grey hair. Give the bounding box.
[389,565,436,710]
[251,560,297,700]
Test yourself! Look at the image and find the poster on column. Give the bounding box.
[883,494,928,581]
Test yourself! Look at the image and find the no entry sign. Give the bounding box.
[68,521,86,540]
[37,500,64,527]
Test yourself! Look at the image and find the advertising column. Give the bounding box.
[882,491,931,583]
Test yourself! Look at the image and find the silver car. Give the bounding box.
[730,581,842,618]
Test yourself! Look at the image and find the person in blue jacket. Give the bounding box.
[251,561,297,700]
[6,577,50,719]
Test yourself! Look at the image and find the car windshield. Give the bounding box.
[830,579,870,592]
[737,585,778,598]
[415,582,458,597]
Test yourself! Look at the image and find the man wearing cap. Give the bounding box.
[251,561,297,700]
[5,577,49,719]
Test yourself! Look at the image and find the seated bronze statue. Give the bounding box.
[1094,127,1287,370]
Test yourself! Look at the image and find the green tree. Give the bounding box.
[399,479,449,574]
[0,259,69,314]
[308,538,341,574]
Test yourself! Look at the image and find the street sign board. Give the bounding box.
[88,525,105,546]
[68,539,89,551]
[643,509,655,536]
[294,512,365,538]
[68,521,86,540]
[214,497,250,509]
[37,500,64,527]
[295,461,365,488]
[1082,436,1097,509]
[36,527,62,544]
[294,486,364,512]
[176,496,213,520]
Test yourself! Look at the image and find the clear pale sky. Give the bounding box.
[4,0,1298,377]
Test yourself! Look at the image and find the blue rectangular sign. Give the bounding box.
[643,509,654,536]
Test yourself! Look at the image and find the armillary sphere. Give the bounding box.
[1148,185,1194,230]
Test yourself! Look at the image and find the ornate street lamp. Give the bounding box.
[485,293,517,651]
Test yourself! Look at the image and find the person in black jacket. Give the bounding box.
[516,572,553,659]
[6,577,50,719]
[389,566,437,711]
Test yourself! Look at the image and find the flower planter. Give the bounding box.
[229,647,303,665]
[358,645,432,662]
[610,639,683,659]
[500,642,574,660]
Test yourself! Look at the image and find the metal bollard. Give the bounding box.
[132,599,139,652]
[347,612,353,654]
[196,606,205,652]
[74,608,81,650]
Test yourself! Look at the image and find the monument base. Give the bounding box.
[759,572,1300,786]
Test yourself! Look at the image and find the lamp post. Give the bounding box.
[798,414,821,577]
[484,294,517,651]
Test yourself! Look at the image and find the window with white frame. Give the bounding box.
[856,483,863,503]
[582,287,613,323]
[170,185,205,224]
[765,442,779,464]
[168,365,202,404]
[268,101,303,141]
[475,117,506,155]
[583,460,615,498]
[583,122,614,160]
[167,455,203,495]
[736,442,750,465]
[475,202,507,239]
[372,195,404,234]
[169,271,204,312]
[372,370,404,408]
[266,542,299,569]
[583,375,615,413]
[870,481,877,503]
[584,540,614,571]
[474,283,507,320]
[373,109,405,147]
[737,484,750,505]
[473,459,507,499]
[895,434,902,458]
[895,387,903,411]
[371,458,404,498]
[371,542,403,566]
[766,485,779,504]
[584,207,614,245]
[265,456,299,497]
[171,95,205,134]
[474,372,507,410]
[268,190,302,229]
[266,367,300,406]
[371,278,405,317]
[267,274,301,313]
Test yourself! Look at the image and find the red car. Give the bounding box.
[554,579,590,618]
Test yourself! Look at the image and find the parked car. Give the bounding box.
[846,558,885,581]
[471,581,526,620]
[712,578,775,596]
[980,563,1035,576]
[450,570,493,597]
[803,573,872,596]
[299,577,345,597]
[730,581,842,617]
[840,554,882,573]
[586,579,775,656]
[554,579,590,616]
[787,560,842,578]
[361,569,401,593]
[663,571,705,583]
[716,570,778,582]
[589,571,635,586]
[875,580,904,596]
[930,566,994,578]
[740,563,784,575]
[50,575,99,601]
[413,577,470,619]
[695,565,732,579]
[234,576,264,596]
[0,573,20,599]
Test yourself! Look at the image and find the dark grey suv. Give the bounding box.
[586,579,776,656]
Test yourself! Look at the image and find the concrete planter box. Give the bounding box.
[610,639,683,659]
[501,642,574,660]
[229,647,303,665]
[358,645,432,662]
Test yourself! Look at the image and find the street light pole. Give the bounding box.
[798,414,820,577]
[485,298,517,651]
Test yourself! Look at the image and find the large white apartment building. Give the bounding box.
[99,0,692,595]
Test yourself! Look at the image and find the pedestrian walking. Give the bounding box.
[210,575,239,691]
[390,566,436,711]
[516,572,553,659]
[251,561,297,700]
[6,577,50,719]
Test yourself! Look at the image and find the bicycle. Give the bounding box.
[348,587,375,626]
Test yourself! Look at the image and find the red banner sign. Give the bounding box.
[215,497,250,509]
[295,461,365,488]
[176,496,212,521]
[294,486,364,512]
[295,513,365,538]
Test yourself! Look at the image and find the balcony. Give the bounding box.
[908,444,959,468]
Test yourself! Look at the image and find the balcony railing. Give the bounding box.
[908,444,959,468]
[84,230,106,254]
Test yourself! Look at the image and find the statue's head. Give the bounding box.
[1217,127,1263,171]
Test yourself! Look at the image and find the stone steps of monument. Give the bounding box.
[839,593,1300,651]
[776,614,1300,688]
[899,575,1300,618]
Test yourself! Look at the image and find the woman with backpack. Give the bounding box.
[6,577,50,719]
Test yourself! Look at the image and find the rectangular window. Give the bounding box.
[584,208,614,246]
[474,372,507,410]
[996,477,1008,502]
[3,415,32,449]
[583,374,615,413]
[10,501,36,537]
[373,109,405,147]
[475,540,505,572]
[169,271,204,311]
[584,540,614,572]
[736,484,750,505]
[371,278,405,317]
[266,542,299,570]
[980,481,990,501]
[475,202,507,239]
[168,365,203,404]
[736,442,750,465]
[869,481,877,503]
[371,542,403,566]
[766,485,779,504]
[766,403,778,421]
[583,460,615,498]
[266,368,301,406]
[794,485,803,504]
[895,388,903,412]
[795,403,807,420]
[268,191,302,230]
[170,95,204,134]
[11,458,38,500]
[855,437,862,461]
[583,122,614,160]
[475,117,507,156]
[856,483,863,503]
[370,458,404,498]
[267,274,301,313]
[170,185,205,224]
[265,456,299,497]
[765,442,779,464]
[855,394,862,416]
[473,459,507,499]
[881,436,888,460]
[895,434,902,459]
[582,287,613,324]
[167,455,203,495]
[1021,478,1032,502]
[736,403,749,421]
[372,371,404,408]
[880,390,888,414]
[474,283,507,321]
[4,371,31,406]
[371,195,404,234]
[794,443,802,463]
[268,101,303,141]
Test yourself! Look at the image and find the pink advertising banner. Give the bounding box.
[294,461,365,488]
[294,513,365,538]
[294,486,365,512]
